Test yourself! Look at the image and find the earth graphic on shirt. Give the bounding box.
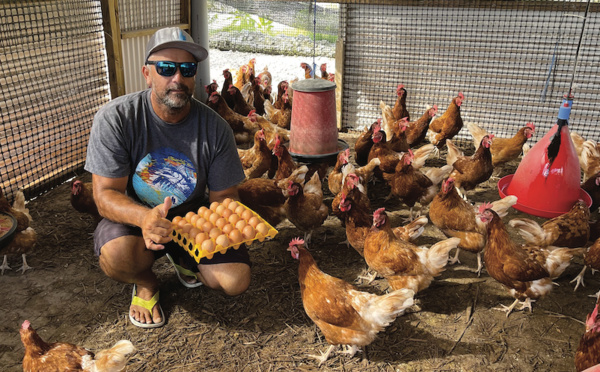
[132,148,197,208]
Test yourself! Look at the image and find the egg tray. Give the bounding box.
[171,202,278,262]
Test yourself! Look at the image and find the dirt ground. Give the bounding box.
[0,131,597,372]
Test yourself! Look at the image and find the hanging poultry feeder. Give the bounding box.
[498,94,591,218]
[288,78,348,163]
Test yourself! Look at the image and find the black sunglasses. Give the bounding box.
[146,61,198,78]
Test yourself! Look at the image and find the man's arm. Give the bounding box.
[92,174,173,250]
[209,185,240,204]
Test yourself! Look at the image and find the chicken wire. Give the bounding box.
[0,0,110,202]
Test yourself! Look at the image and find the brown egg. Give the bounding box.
[222,198,233,208]
[198,206,209,216]
[203,209,213,220]
[188,227,201,240]
[228,201,239,211]
[215,204,226,216]
[180,223,193,235]
[210,201,220,211]
[221,223,234,235]
[172,216,183,225]
[195,232,208,245]
[242,225,256,240]
[185,211,196,222]
[229,229,243,244]
[235,219,247,231]
[209,227,221,240]
[208,212,220,224]
[195,217,207,229]
[201,220,214,233]
[215,217,227,229]
[189,214,200,226]
[234,205,246,216]
[241,209,253,221]
[215,234,230,248]
[221,208,233,219]
[228,213,241,225]
[255,222,270,236]
[247,216,260,228]
[201,239,215,253]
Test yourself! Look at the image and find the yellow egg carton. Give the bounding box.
[171,200,278,262]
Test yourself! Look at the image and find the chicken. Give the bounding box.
[582,172,600,213]
[392,84,409,122]
[238,166,308,227]
[330,152,380,198]
[284,172,329,244]
[363,207,460,293]
[572,131,588,159]
[581,140,600,183]
[20,319,135,372]
[368,128,402,180]
[327,149,351,196]
[429,177,518,275]
[319,63,334,81]
[0,189,36,275]
[207,92,255,145]
[427,92,464,148]
[246,110,290,148]
[509,200,590,248]
[476,204,585,316]
[354,120,380,166]
[234,58,256,90]
[331,172,371,225]
[251,77,267,116]
[237,129,272,179]
[228,84,255,116]
[273,80,289,110]
[70,179,101,223]
[263,89,292,129]
[338,192,428,257]
[287,237,415,365]
[388,118,410,153]
[204,79,218,104]
[272,134,297,180]
[447,135,494,199]
[575,298,600,372]
[387,150,453,219]
[221,69,235,109]
[406,105,438,147]
[300,62,313,79]
[256,65,272,88]
[467,122,535,170]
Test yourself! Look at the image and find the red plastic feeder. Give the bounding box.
[289,78,339,157]
[498,95,591,218]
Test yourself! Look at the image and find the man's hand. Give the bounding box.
[142,196,173,250]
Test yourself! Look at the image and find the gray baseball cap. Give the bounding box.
[145,27,208,62]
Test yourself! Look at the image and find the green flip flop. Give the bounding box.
[166,253,203,288]
[129,284,165,328]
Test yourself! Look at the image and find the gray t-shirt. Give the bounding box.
[85,89,245,219]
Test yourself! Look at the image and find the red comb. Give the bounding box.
[458,92,464,99]
[248,110,256,116]
[289,237,304,247]
[526,122,535,130]
[478,202,493,214]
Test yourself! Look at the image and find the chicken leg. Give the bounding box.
[19,254,32,274]
[309,344,336,366]
[0,255,11,275]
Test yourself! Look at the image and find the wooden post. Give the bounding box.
[100,0,125,98]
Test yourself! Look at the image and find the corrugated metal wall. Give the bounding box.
[339,1,600,146]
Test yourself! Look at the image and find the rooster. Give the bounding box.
[467,122,535,173]
[20,320,135,372]
[287,238,415,365]
[427,92,464,148]
[476,204,585,317]
[0,189,36,275]
[429,177,518,275]
[509,200,590,248]
[363,207,461,293]
[284,173,329,244]
[70,180,101,223]
[447,135,494,199]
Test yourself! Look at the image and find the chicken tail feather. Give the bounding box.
[490,195,518,218]
[445,140,463,166]
[351,288,415,330]
[425,237,461,275]
[546,247,585,279]
[82,340,135,372]
[508,218,547,245]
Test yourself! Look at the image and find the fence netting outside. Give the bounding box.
[0,0,109,202]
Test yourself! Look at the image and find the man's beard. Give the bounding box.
[160,83,192,109]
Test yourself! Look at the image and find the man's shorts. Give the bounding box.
[93,218,251,271]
